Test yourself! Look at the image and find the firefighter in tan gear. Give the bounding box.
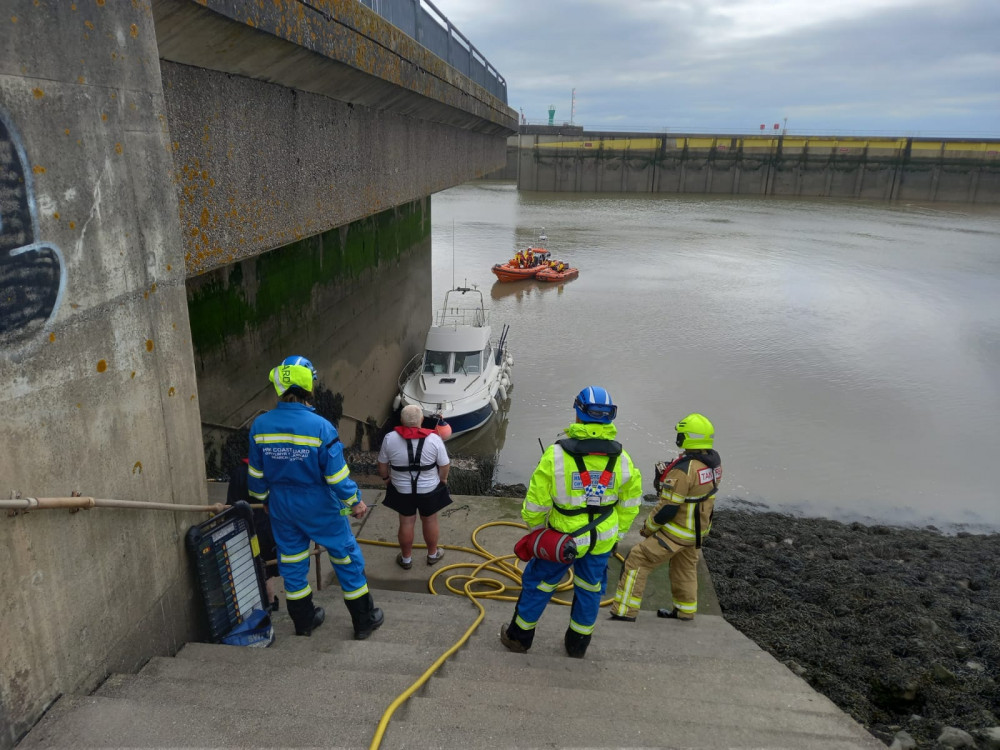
[609,413,721,622]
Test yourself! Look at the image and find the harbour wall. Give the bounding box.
[190,199,432,455]
[508,130,1000,203]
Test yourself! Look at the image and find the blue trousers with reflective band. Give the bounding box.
[270,494,368,601]
[515,552,610,633]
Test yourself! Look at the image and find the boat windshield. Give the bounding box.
[454,350,481,375]
[423,350,450,375]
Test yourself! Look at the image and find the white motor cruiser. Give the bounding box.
[394,285,512,439]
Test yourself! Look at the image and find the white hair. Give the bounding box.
[400,404,424,428]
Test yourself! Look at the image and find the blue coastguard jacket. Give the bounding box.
[247,401,360,512]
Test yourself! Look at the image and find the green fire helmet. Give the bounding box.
[675,413,714,450]
[269,363,315,396]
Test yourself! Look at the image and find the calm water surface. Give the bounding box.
[430,183,1000,532]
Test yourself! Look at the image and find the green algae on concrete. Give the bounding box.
[187,199,429,354]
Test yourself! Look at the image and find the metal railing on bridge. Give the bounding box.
[357,0,507,103]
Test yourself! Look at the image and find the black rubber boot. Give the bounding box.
[500,616,534,653]
[345,593,384,640]
[287,596,325,636]
[564,628,592,659]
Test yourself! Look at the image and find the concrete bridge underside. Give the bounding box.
[0,1,516,747]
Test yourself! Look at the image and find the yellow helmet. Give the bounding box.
[675,413,714,450]
[269,363,314,397]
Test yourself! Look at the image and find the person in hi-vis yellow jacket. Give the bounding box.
[500,386,643,658]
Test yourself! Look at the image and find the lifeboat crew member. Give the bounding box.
[500,386,643,658]
[526,248,534,267]
[248,356,385,640]
[610,413,722,622]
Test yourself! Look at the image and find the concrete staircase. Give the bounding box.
[18,587,885,750]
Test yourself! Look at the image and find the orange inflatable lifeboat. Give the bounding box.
[536,260,578,283]
[491,248,551,283]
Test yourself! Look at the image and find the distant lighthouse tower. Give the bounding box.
[548,105,556,126]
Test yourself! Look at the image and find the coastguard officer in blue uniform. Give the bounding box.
[248,356,384,640]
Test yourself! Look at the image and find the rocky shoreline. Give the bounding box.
[703,506,1000,749]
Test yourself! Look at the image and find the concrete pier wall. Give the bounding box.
[0,6,206,748]
[515,131,1000,203]
[189,199,432,444]
[1,1,514,746]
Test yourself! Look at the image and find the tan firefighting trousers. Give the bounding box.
[611,534,699,619]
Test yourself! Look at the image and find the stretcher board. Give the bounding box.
[185,501,272,644]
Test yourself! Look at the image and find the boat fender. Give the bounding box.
[498,385,508,402]
[392,394,402,411]
[506,354,514,367]
[490,397,499,413]
[501,375,510,389]
[434,419,452,440]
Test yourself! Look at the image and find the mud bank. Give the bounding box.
[704,508,1000,749]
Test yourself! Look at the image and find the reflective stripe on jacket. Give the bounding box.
[522,422,643,556]
[248,401,360,511]
[644,454,722,547]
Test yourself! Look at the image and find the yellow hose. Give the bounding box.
[357,520,622,750]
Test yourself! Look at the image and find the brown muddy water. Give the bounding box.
[431,181,1000,532]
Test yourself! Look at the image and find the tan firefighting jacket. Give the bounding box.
[643,450,722,548]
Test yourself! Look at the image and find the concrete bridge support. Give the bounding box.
[0,6,206,748]
[0,2,515,746]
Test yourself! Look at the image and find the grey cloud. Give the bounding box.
[446,0,999,134]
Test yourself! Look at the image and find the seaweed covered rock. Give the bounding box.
[705,509,1000,748]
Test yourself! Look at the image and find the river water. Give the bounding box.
[429,182,1000,532]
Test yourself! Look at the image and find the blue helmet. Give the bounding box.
[573,386,617,424]
[281,355,318,383]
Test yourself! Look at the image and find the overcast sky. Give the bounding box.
[439,0,999,137]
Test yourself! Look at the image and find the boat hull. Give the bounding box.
[429,402,495,439]
[491,263,540,283]
[536,266,579,282]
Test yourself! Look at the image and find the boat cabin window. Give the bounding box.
[423,350,450,375]
[454,350,481,375]
[482,343,492,368]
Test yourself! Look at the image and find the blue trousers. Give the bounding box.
[269,496,368,604]
[514,552,610,636]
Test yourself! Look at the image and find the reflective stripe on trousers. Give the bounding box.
[514,552,611,633]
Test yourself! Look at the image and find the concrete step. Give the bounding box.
[173,639,451,676]
[380,704,882,750]
[405,684,862,735]
[94,668,418,719]
[297,587,767,662]
[17,585,884,750]
[267,596,483,650]
[14,694,377,749]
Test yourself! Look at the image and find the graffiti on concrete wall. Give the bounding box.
[1,109,65,354]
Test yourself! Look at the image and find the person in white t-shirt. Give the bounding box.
[377,404,452,569]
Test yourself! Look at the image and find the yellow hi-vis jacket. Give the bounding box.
[522,422,643,556]
[644,450,722,548]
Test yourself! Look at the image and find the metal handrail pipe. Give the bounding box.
[1,497,227,514]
